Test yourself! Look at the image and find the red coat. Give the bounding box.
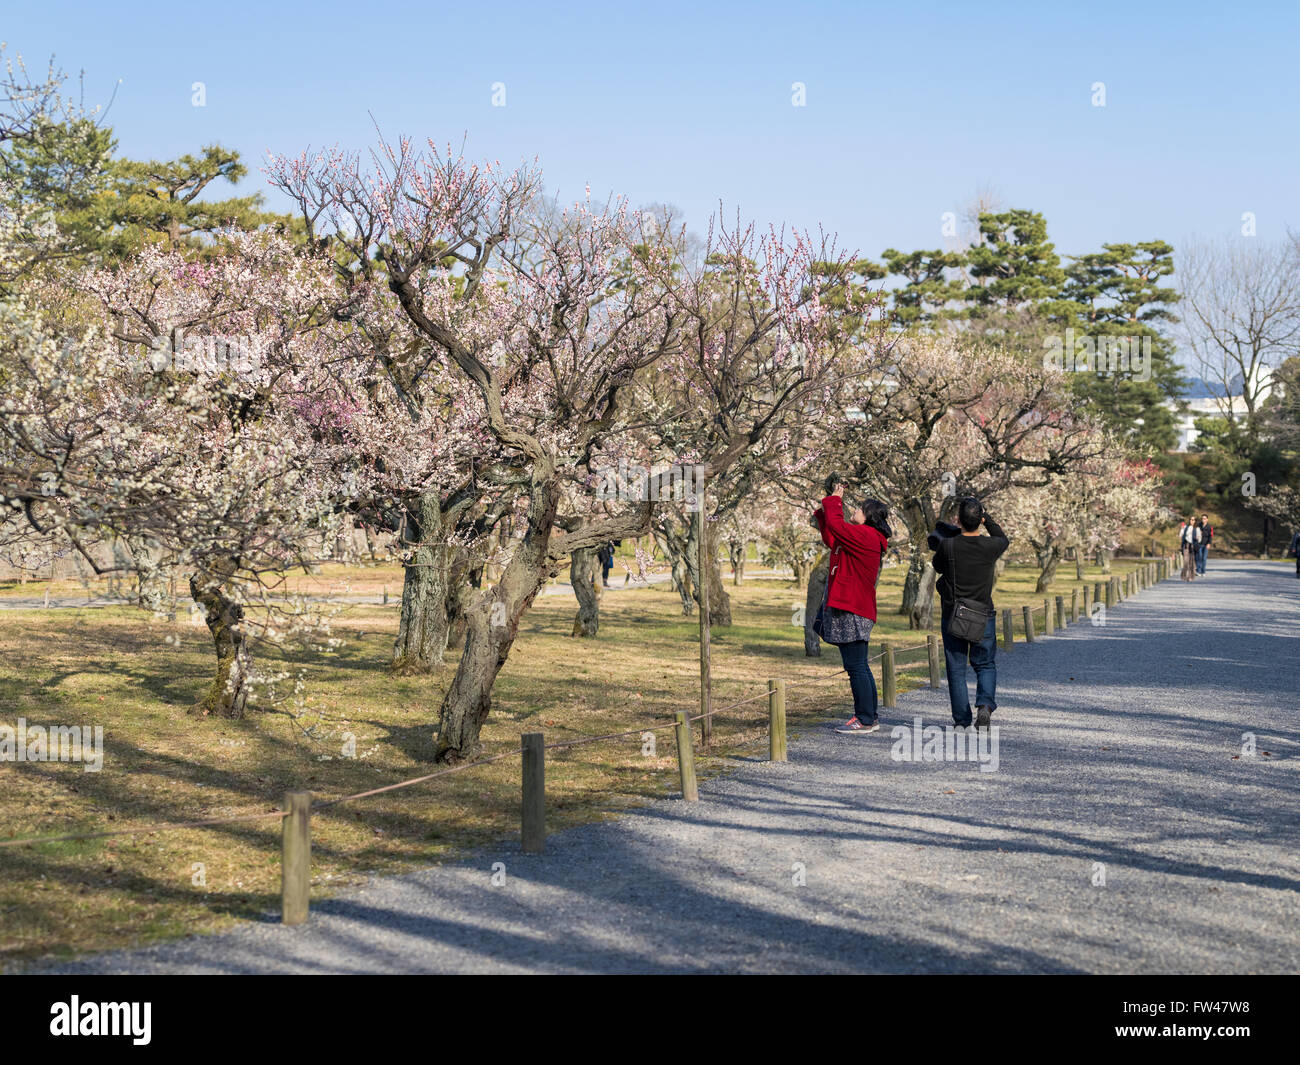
[813,495,887,621]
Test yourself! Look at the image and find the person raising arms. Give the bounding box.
[812,478,892,735]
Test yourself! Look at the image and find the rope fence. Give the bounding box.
[0,554,1179,925]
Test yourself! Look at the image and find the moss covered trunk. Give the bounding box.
[189,565,251,718]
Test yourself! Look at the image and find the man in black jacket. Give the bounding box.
[932,497,1009,730]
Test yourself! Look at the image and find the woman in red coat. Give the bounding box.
[812,481,892,734]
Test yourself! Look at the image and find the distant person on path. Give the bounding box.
[932,498,1009,730]
[597,542,615,587]
[1195,515,1212,575]
[1289,529,1300,579]
[1179,517,1199,581]
[812,480,892,735]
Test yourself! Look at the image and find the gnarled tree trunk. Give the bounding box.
[189,565,251,718]
[687,518,731,626]
[434,484,560,763]
[392,490,451,674]
[898,502,937,623]
[728,538,746,586]
[570,545,600,637]
[124,535,167,609]
[1035,541,1062,593]
[909,561,938,630]
[804,553,828,656]
[445,546,473,653]
[653,521,695,615]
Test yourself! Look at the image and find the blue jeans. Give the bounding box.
[940,609,998,727]
[837,640,879,725]
[1195,544,1207,574]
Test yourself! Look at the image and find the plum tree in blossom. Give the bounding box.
[822,334,1112,627]
[623,218,877,626]
[270,137,864,760]
[271,138,688,760]
[994,444,1162,591]
[0,232,355,716]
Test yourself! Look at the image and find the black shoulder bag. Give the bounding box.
[946,536,990,643]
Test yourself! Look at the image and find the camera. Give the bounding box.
[927,521,962,552]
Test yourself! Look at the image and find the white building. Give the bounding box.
[1167,369,1273,452]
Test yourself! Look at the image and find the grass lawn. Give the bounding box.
[0,554,1161,967]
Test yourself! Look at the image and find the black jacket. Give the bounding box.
[932,520,1010,612]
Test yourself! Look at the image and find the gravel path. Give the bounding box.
[34,560,1300,974]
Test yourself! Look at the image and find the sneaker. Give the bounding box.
[836,717,880,734]
[975,706,993,730]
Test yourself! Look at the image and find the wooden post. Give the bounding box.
[881,644,897,708]
[697,501,711,747]
[1023,605,1035,642]
[1043,598,1053,635]
[1071,587,1079,623]
[1094,580,1104,607]
[382,584,389,605]
[281,790,311,926]
[927,633,941,688]
[1056,595,1065,630]
[1002,608,1013,650]
[521,732,545,853]
[1104,580,1114,608]
[674,710,698,801]
[1083,583,1091,618]
[767,679,787,762]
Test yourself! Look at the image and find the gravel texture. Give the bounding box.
[32,560,1300,974]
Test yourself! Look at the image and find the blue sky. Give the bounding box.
[6,0,1298,262]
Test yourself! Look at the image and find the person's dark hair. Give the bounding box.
[957,496,984,532]
[860,498,892,539]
